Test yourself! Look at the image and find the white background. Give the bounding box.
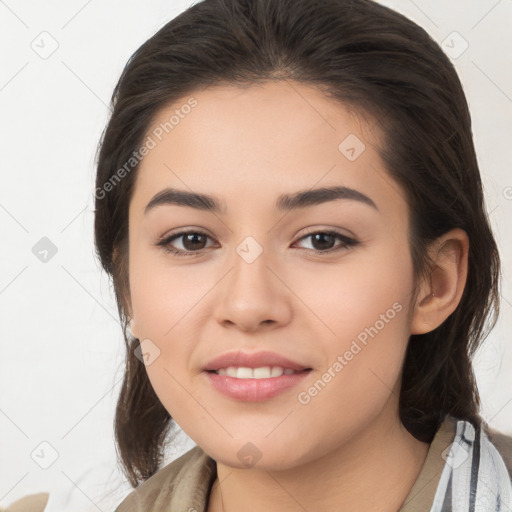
[1,0,511,510]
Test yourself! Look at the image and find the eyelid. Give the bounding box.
[156,228,216,252]
[158,224,355,242]
[296,224,357,241]
[156,226,359,257]
[157,226,212,242]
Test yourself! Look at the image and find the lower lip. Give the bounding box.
[204,370,311,401]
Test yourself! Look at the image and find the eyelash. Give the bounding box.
[155,229,359,257]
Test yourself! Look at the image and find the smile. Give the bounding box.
[204,368,312,401]
[211,366,301,378]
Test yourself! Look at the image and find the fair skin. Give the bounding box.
[126,81,469,511]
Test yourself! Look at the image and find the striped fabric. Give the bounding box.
[431,419,512,511]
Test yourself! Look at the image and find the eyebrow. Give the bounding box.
[144,185,378,215]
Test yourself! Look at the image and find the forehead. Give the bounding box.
[144,80,376,157]
[130,81,407,220]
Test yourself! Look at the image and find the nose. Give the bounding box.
[213,238,293,333]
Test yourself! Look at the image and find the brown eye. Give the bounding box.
[157,230,215,256]
[156,228,358,257]
[180,232,209,251]
[309,232,337,251]
[294,230,358,254]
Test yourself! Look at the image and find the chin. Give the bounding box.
[204,440,308,472]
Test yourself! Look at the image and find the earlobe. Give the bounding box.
[129,318,139,339]
[410,229,469,335]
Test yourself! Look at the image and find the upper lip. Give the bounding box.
[203,350,311,372]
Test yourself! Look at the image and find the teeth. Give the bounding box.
[215,366,299,379]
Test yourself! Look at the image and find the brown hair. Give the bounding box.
[94,0,501,487]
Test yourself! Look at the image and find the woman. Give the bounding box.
[90,0,512,510]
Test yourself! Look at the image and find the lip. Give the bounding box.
[204,370,312,401]
[202,350,311,372]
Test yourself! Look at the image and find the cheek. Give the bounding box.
[294,240,413,349]
[128,246,212,338]
[128,249,217,421]
[294,244,413,413]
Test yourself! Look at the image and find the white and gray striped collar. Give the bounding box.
[431,419,512,511]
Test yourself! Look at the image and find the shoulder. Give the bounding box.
[484,422,512,480]
[115,444,217,512]
[0,493,49,512]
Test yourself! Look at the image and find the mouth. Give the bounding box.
[203,349,311,374]
[202,350,313,401]
[206,366,312,378]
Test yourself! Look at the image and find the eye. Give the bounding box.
[294,229,359,254]
[156,230,215,257]
[155,229,359,257]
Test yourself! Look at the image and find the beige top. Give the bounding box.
[3,415,511,512]
[114,415,512,512]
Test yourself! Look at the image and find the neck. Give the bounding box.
[208,408,430,512]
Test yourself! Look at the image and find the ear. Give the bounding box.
[128,318,140,339]
[410,228,469,335]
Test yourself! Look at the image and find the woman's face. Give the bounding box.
[127,81,419,469]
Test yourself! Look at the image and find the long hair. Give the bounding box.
[93,0,501,487]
